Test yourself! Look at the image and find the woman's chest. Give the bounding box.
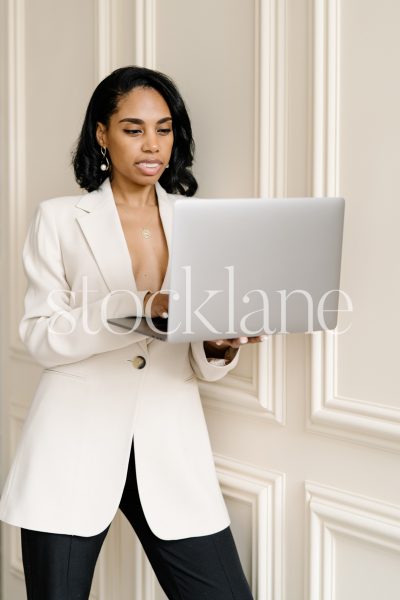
[116,205,169,291]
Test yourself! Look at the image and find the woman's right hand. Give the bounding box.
[143,291,169,318]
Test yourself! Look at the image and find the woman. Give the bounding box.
[0,66,265,599]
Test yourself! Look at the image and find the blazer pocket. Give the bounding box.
[43,368,85,381]
[183,373,196,383]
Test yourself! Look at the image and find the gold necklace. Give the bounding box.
[142,227,151,239]
[140,205,158,239]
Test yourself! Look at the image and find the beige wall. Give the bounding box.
[1,1,400,599]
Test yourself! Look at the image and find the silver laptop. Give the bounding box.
[108,196,345,342]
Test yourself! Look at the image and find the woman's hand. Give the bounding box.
[143,291,169,318]
[203,335,269,360]
[142,291,269,359]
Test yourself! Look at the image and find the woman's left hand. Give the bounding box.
[203,335,269,361]
[206,335,268,350]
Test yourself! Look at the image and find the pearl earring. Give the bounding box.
[100,147,110,172]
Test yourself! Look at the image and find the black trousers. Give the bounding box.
[21,437,254,600]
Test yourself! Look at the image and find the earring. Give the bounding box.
[100,147,110,171]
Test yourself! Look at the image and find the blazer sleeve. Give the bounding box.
[189,341,241,382]
[19,202,150,368]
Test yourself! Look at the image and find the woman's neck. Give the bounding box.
[110,177,158,208]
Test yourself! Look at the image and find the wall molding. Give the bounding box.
[9,527,24,581]
[308,0,400,452]
[216,454,285,600]
[95,0,112,80]
[132,532,156,600]
[256,0,287,199]
[135,0,156,68]
[307,332,400,452]
[311,0,340,197]
[202,335,286,425]
[6,0,26,357]
[305,481,400,600]
[97,515,122,600]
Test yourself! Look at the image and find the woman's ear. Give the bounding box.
[96,122,107,147]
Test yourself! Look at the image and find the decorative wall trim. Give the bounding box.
[202,335,286,425]
[311,0,340,198]
[216,454,286,600]
[256,0,287,199]
[307,332,400,452]
[133,533,157,600]
[95,0,112,80]
[308,0,400,452]
[7,0,26,357]
[305,481,400,600]
[9,527,24,580]
[135,0,156,68]
[97,516,121,600]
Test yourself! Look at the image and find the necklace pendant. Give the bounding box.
[142,228,151,239]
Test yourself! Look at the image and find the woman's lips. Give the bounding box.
[135,161,163,176]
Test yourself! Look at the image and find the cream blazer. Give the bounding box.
[0,178,241,539]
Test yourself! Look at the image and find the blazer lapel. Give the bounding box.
[75,178,173,295]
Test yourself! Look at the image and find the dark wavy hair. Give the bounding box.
[72,66,197,196]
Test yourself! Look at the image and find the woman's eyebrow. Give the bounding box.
[118,117,172,124]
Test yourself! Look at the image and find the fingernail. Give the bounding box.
[216,340,223,345]
[239,336,248,344]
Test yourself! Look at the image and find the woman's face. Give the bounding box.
[96,86,174,188]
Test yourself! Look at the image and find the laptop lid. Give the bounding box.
[166,195,345,342]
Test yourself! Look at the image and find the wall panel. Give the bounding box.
[306,482,400,600]
[309,0,400,451]
[336,0,400,407]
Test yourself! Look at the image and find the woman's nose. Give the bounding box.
[142,134,159,152]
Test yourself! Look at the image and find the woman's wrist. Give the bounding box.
[203,341,239,363]
[224,346,239,363]
[203,341,226,359]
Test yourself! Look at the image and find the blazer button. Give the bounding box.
[131,355,146,369]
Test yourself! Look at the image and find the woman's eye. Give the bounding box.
[123,129,142,135]
[158,128,172,135]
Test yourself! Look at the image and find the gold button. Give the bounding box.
[130,356,146,369]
